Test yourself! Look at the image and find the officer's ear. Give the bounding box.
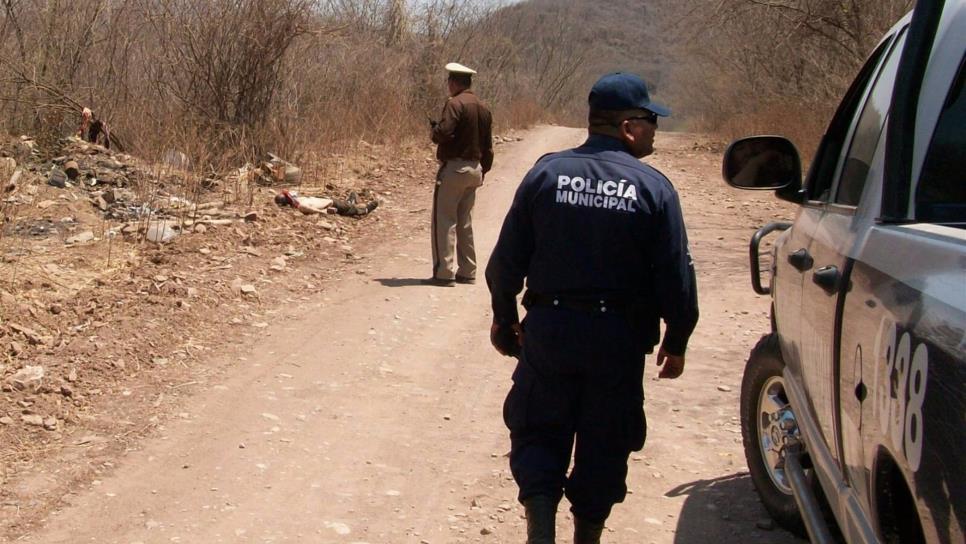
[617,119,637,144]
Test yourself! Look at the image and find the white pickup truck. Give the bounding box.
[721,1,965,542]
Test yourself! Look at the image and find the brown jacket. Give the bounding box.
[432,89,493,174]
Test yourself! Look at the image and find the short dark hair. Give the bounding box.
[448,73,472,88]
[587,108,622,127]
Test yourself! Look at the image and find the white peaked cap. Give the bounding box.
[445,62,477,75]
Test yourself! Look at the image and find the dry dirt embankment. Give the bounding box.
[3,126,803,543]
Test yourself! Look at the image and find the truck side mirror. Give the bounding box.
[723,136,803,192]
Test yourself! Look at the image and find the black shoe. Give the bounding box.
[574,516,605,544]
[420,277,455,287]
[523,495,558,544]
[454,275,476,285]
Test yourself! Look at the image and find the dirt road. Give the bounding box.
[14,126,803,543]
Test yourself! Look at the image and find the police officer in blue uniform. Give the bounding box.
[486,72,699,544]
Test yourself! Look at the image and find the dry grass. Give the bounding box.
[0,0,566,181]
[665,0,912,149]
[0,0,914,194]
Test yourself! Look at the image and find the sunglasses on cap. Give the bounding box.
[624,112,658,125]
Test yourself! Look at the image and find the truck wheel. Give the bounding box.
[740,334,806,537]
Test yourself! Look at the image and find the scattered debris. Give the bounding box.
[249,153,302,186]
[0,130,439,531]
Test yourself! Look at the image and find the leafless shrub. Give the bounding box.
[13,0,907,172]
[666,0,913,151]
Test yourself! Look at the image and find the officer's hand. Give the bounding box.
[656,346,685,379]
[490,322,523,357]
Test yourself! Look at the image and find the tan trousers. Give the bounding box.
[432,159,483,280]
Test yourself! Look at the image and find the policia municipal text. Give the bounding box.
[486,72,699,544]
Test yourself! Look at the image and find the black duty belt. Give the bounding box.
[523,292,629,316]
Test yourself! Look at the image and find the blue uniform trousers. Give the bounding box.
[503,306,648,523]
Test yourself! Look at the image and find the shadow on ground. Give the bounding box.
[374,278,433,287]
[666,472,806,543]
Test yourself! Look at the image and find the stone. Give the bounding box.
[22,414,44,427]
[9,341,24,356]
[67,368,78,382]
[240,285,257,296]
[49,303,63,315]
[756,519,775,531]
[10,365,44,392]
[7,167,22,189]
[48,168,67,188]
[43,417,58,430]
[66,231,95,244]
[717,385,733,392]
[0,416,13,425]
[194,223,207,234]
[243,211,258,222]
[60,384,74,397]
[9,323,44,345]
[146,222,178,244]
[230,278,244,295]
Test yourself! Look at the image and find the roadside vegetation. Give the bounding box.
[666,0,913,155]
[0,0,912,166]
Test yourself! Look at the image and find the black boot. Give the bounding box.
[523,495,558,544]
[573,516,605,544]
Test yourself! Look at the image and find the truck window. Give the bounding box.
[916,55,966,225]
[835,31,909,207]
[805,35,895,203]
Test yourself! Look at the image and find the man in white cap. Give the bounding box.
[424,62,494,286]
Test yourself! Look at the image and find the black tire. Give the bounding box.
[740,334,807,537]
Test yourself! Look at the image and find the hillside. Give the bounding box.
[479,0,673,123]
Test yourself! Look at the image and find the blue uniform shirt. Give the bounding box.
[485,133,699,355]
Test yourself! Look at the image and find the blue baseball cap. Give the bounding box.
[588,72,670,117]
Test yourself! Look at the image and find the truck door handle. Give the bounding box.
[788,248,813,272]
[813,265,840,294]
